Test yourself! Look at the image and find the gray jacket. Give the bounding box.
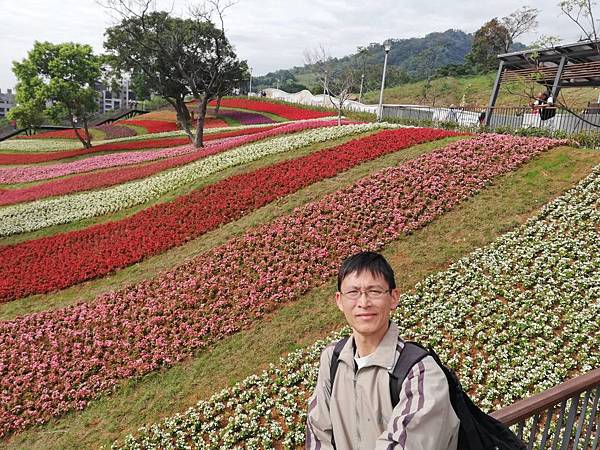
[306,322,459,450]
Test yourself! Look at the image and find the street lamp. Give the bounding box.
[248,67,253,96]
[358,73,365,104]
[377,40,392,121]
[323,69,328,106]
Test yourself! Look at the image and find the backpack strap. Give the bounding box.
[329,337,349,392]
[389,341,430,409]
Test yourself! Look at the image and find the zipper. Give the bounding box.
[354,367,361,449]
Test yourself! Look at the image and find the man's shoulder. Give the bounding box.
[400,352,450,390]
[318,339,339,364]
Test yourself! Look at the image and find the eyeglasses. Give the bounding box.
[341,288,391,300]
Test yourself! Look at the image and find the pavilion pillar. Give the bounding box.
[485,60,504,126]
[550,56,567,99]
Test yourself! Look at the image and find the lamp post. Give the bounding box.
[358,73,365,104]
[323,69,328,106]
[248,67,253,96]
[377,40,392,121]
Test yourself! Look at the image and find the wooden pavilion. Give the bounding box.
[485,40,600,126]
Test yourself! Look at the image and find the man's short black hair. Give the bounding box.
[337,251,396,291]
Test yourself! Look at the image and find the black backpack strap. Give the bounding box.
[389,341,430,409]
[329,337,349,393]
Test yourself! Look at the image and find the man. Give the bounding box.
[306,251,459,450]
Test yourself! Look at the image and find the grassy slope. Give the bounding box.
[357,73,600,109]
[3,144,600,449]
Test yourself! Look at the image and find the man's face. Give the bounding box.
[335,270,399,340]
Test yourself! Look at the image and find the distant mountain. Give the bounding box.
[254,29,526,93]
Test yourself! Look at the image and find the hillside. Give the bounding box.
[254,29,526,94]
[360,73,600,108]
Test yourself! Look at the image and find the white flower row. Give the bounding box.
[0,123,392,236]
[113,166,600,449]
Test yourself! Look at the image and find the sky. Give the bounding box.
[0,0,585,90]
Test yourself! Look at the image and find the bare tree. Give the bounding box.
[559,0,599,46]
[304,46,356,125]
[501,6,540,53]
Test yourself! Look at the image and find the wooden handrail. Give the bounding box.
[491,368,600,426]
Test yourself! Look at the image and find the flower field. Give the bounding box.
[0,133,571,436]
[0,122,386,237]
[0,127,456,300]
[1,97,597,449]
[112,166,600,449]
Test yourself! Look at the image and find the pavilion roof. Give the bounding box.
[497,40,600,87]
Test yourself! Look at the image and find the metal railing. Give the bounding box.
[380,104,600,135]
[491,368,600,449]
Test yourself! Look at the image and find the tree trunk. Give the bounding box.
[173,98,194,143]
[70,113,92,149]
[193,95,209,148]
[82,116,92,149]
[215,95,223,116]
[337,105,342,126]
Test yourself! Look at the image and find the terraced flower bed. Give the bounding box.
[0,134,568,436]
[0,123,384,237]
[113,165,600,450]
[0,128,456,300]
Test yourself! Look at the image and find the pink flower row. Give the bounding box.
[0,134,568,436]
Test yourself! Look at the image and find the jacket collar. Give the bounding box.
[339,321,401,371]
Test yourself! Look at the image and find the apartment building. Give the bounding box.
[95,79,136,113]
[0,88,15,118]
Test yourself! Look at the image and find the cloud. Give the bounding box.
[0,0,584,88]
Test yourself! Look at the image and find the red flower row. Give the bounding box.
[0,133,567,436]
[16,129,91,140]
[0,125,282,165]
[118,119,180,133]
[0,128,457,301]
[208,98,334,120]
[0,122,332,206]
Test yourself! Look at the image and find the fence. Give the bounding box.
[381,105,600,135]
[492,368,600,449]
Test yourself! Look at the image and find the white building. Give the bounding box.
[95,79,136,113]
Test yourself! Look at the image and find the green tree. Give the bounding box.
[466,19,511,72]
[11,41,101,148]
[104,4,247,147]
[7,101,46,135]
